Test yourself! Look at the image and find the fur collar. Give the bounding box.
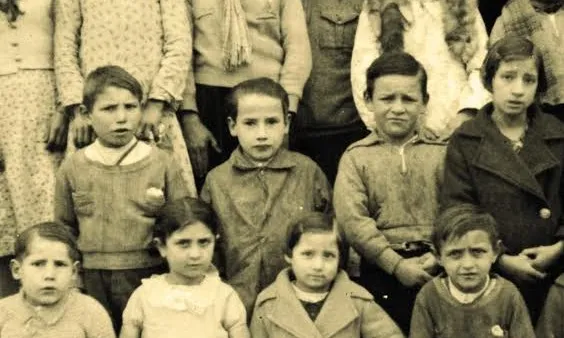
[369,0,479,63]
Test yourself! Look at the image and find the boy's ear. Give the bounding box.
[10,259,22,281]
[154,238,167,258]
[284,254,292,265]
[492,240,502,262]
[227,117,237,137]
[78,104,90,120]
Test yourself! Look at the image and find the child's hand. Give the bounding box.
[179,113,221,178]
[498,254,547,283]
[137,99,164,142]
[69,105,95,148]
[394,257,433,287]
[520,241,564,272]
[418,252,439,275]
[45,111,69,152]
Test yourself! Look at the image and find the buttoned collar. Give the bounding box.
[230,147,297,170]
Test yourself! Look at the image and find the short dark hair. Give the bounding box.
[82,65,144,111]
[433,204,499,255]
[14,222,80,262]
[154,197,217,243]
[481,36,547,97]
[286,212,347,269]
[226,77,289,120]
[363,52,429,103]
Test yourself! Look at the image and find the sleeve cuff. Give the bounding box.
[375,247,404,275]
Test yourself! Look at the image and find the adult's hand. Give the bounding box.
[137,100,164,142]
[68,105,95,149]
[180,113,220,178]
[45,111,69,152]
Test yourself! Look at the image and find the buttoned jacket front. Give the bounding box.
[201,148,331,312]
[250,269,404,338]
[442,103,564,254]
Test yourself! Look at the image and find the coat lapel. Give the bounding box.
[266,271,323,338]
[314,272,361,337]
[463,105,563,201]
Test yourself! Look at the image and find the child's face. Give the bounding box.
[367,74,426,143]
[228,93,289,163]
[491,58,538,118]
[285,232,339,293]
[438,230,499,293]
[87,86,142,148]
[157,222,215,285]
[11,236,77,306]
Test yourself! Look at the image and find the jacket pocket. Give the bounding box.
[130,187,166,217]
[72,192,94,217]
[319,7,359,49]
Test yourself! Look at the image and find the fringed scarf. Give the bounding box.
[0,0,23,26]
[368,0,479,63]
[222,0,252,71]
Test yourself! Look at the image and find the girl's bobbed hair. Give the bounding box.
[154,197,217,243]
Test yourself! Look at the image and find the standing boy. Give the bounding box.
[334,52,446,334]
[201,77,331,314]
[55,66,191,330]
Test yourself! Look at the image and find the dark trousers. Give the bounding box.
[290,126,369,184]
[195,84,238,189]
[359,249,431,335]
[83,264,166,332]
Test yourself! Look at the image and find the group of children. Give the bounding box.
[3,0,564,337]
[0,33,562,337]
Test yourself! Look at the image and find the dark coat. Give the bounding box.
[441,103,564,255]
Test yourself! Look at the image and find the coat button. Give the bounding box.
[539,208,552,219]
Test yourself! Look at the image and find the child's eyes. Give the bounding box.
[54,261,69,267]
[323,252,337,259]
[198,239,212,247]
[31,261,46,267]
[125,103,139,109]
[470,248,486,256]
[447,251,462,259]
[265,118,280,125]
[301,251,314,257]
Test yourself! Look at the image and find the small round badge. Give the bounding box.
[491,325,504,337]
[540,208,552,220]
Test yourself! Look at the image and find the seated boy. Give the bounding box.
[334,52,446,334]
[410,204,534,338]
[201,77,331,314]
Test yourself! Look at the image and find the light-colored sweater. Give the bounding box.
[54,0,191,107]
[334,131,446,274]
[122,271,250,338]
[184,0,312,112]
[0,289,116,338]
[55,146,190,270]
[0,0,54,75]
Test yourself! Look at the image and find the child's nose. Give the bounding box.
[187,246,202,259]
[43,264,56,280]
[256,123,267,138]
[116,107,128,122]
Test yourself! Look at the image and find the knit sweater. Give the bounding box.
[0,290,116,338]
[184,0,312,112]
[334,131,446,274]
[54,0,191,107]
[54,146,190,270]
[410,274,535,338]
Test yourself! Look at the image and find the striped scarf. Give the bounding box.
[368,0,479,63]
[0,0,23,25]
[222,0,252,71]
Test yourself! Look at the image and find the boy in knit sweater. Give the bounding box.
[334,52,446,334]
[410,204,534,338]
[201,77,331,315]
[54,66,191,330]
